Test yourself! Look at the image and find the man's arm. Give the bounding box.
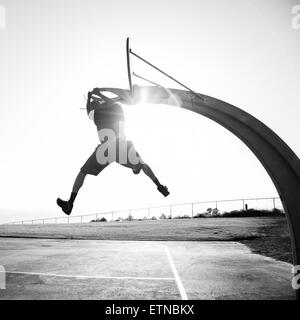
[86,91,93,108]
[91,88,122,104]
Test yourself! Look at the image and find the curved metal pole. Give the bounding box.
[104,85,300,299]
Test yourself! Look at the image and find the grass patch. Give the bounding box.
[0,216,292,264]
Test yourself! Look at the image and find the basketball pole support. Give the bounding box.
[108,38,300,299]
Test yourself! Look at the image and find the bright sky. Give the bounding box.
[0,0,299,223]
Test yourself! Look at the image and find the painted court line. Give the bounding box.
[1,270,175,281]
[164,245,188,300]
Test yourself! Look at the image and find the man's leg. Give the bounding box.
[57,144,109,215]
[140,163,160,185]
[72,171,87,194]
[120,140,169,197]
[140,163,169,197]
[57,171,87,215]
[69,170,87,204]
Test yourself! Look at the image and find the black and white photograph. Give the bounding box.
[0,0,300,309]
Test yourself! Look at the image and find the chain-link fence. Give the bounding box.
[4,197,283,225]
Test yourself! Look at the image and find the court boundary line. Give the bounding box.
[164,245,188,300]
[2,270,175,281]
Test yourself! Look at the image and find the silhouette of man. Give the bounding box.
[57,88,169,215]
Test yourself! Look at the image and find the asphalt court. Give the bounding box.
[0,238,294,300]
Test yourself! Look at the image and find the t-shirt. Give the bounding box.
[93,101,125,138]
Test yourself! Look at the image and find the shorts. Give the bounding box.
[80,138,144,176]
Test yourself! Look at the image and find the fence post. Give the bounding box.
[273,198,276,210]
[170,205,173,219]
[191,203,194,217]
[242,199,245,210]
[215,201,218,210]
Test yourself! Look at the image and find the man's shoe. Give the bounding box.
[157,184,170,197]
[56,198,73,215]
